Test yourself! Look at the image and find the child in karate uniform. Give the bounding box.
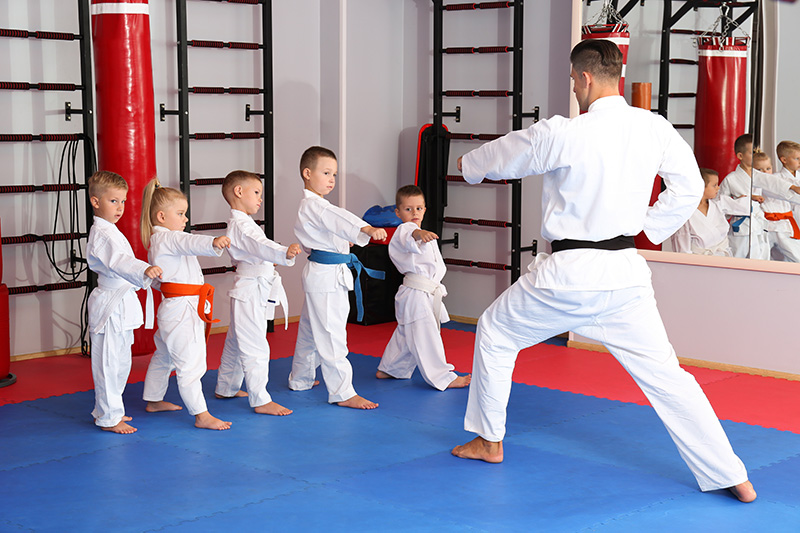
[719,134,768,259]
[671,169,750,256]
[86,171,162,434]
[139,179,233,430]
[288,146,386,409]
[757,140,800,262]
[376,185,470,390]
[777,141,800,235]
[214,170,301,415]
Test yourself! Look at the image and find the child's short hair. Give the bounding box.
[733,133,753,156]
[88,170,128,199]
[299,146,337,178]
[396,185,424,206]
[221,170,261,203]
[140,178,187,248]
[776,140,800,160]
[752,150,771,166]
[698,168,718,186]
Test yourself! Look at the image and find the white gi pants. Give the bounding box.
[379,317,457,391]
[142,310,208,416]
[768,231,800,262]
[90,328,134,427]
[215,297,273,408]
[289,289,357,403]
[464,273,748,492]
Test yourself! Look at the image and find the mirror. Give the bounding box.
[582,1,799,263]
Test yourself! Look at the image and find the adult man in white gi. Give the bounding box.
[451,39,756,503]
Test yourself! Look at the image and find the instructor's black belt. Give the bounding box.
[550,235,635,253]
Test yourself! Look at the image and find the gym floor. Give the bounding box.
[1,321,799,532]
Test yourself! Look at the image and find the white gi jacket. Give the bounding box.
[670,196,750,255]
[86,216,152,334]
[720,166,765,237]
[760,166,797,235]
[226,209,294,321]
[148,226,223,324]
[388,221,449,325]
[294,189,370,293]
[461,95,702,291]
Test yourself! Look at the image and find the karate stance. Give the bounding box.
[140,179,233,430]
[288,146,386,409]
[215,170,301,415]
[376,185,471,390]
[451,39,756,503]
[86,171,162,434]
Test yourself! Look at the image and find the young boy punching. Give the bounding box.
[288,146,386,409]
[377,185,470,390]
[215,170,301,415]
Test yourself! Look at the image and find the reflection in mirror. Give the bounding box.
[581,1,798,262]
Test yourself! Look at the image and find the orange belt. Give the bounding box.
[160,282,220,340]
[764,211,800,239]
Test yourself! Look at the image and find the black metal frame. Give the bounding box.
[432,0,538,284]
[166,0,274,240]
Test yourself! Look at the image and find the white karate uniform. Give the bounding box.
[86,217,152,427]
[670,195,749,256]
[142,226,223,415]
[378,221,456,390]
[288,189,371,403]
[758,166,800,262]
[215,209,294,408]
[719,166,768,260]
[461,95,748,492]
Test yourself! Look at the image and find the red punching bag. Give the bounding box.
[581,23,630,96]
[694,36,748,180]
[91,0,159,355]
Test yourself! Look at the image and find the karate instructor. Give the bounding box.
[451,38,756,503]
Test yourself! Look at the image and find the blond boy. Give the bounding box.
[86,171,162,434]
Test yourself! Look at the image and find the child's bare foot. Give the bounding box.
[194,411,232,430]
[446,374,471,389]
[452,436,503,463]
[215,390,248,399]
[728,480,757,502]
[101,420,137,434]
[376,370,393,379]
[145,401,183,413]
[254,401,293,416]
[337,395,378,409]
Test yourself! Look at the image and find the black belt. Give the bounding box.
[550,235,635,253]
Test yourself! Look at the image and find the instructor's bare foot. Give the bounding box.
[337,395,378,409]
[255,401,293,416]
[215,390,248,399]
[446,374,472,389]
[122,415,133,422]
[194,411,232,430]
[728,480,757,503]
[452,436,503,463]
[376,370,393,379]
[146,401,183,413]
[101,420,137,434]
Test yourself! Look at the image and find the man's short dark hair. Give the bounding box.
[570,39,623,82]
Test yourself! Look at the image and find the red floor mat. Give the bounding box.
[2,322,799,434]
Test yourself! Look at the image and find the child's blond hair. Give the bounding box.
[221,170,261,204]
[776,140,800,160]
[140,178,186,248]
[88,170,128,200]
[752,149,771,167]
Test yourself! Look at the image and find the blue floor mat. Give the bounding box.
[1,354,798,532]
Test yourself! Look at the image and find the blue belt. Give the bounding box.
[731,216,747,233]
[308,249,385,322]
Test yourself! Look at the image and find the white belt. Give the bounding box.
[92,277,154,334]
[230,263,289,329]
[402,273,446,327]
